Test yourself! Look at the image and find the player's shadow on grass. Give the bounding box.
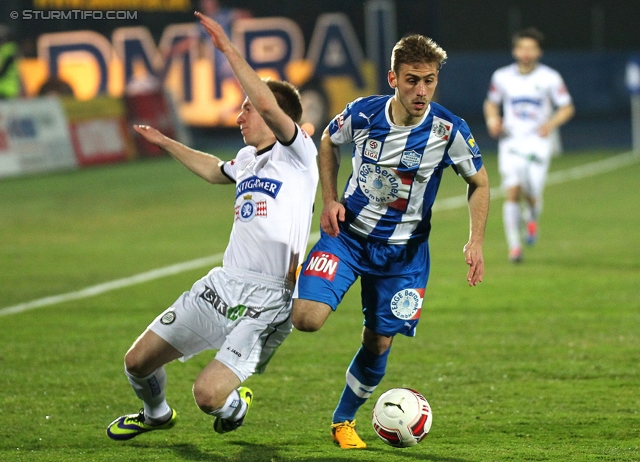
[168,442,279,461]
[145,440,471,462]
[166,442,234,460]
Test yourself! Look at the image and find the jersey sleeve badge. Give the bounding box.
[465,134,481,157]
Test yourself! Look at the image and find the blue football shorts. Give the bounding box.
[295,228,430,337]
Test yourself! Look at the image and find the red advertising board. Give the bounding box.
[124,90,177,158]
[62,96,136,166]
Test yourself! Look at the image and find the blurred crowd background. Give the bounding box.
[0,0,638,159]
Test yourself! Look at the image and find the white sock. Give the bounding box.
[503,201,522,250]
[209,389,248,421]
[125,366,172,423]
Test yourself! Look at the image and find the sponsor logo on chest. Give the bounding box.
[236,175,282,199]
[357,163,414,211]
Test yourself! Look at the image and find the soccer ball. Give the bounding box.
[371,388,432,448]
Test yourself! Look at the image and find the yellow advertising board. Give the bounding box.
[19,9,395,129]
[33,0,191,11]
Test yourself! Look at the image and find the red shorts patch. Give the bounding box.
[302,251,340,281]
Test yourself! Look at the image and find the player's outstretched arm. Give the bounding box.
[133,124,231,184]
[196,11,296,144]
[463,166,490,286]
[318,127,344,237]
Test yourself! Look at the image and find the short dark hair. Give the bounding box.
[391,34,447,74]
[512,27,544,48]
[265,79,303,124]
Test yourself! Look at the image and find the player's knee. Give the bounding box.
[292,299,330,332]
[192,380,224,414]
[124,349,148,377]
[292,314,320,332]
[363,328,394,355]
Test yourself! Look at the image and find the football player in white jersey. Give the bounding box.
[293,34,490,449]
[484,27,574,262]
[106,12,318,440]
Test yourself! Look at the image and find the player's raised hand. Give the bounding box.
[320,200,346,237]
[463,241,484,286]
[133,124,168,147]
[195,11,232,53]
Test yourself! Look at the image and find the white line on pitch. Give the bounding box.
[432,150,639,211]
[1,150,638,317]
[0,254,225,317]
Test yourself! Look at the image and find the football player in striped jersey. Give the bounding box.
[293,34,490,448]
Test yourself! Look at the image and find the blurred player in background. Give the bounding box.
[484,27,574,263]
[107,11,318,440]
[292,34,490,449]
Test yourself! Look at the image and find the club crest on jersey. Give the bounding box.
[236,175,282,199]
[390,288,424,320]
[431,119,452,140]
[235,194,267,222]
[400,150,421,169]
[303,252,339,281]
[363,139,382,161]
[160,310,176,325]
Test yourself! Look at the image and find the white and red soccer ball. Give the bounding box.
[371,387,432,448]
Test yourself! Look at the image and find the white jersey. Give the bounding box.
[329,95,483,244]
[487,63,572,138]
[221,125,318,280]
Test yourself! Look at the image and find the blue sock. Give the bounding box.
[332,344,390,423]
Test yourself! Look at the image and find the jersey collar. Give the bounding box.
[256,143,276,156]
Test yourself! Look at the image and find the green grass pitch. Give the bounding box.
[1,149,639,461]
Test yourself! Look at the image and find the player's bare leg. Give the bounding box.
[292,299,332,332]
[126,329,183,377]
[107,331,182,440]
[193,359,253,433]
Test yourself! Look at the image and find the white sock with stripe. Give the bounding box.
[125,366,172,423]
[209,389,247,421]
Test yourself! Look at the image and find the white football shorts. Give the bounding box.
[498,134,553,198]
[149,266,294,382]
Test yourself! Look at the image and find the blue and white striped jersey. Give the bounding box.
[329,95,483,244]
